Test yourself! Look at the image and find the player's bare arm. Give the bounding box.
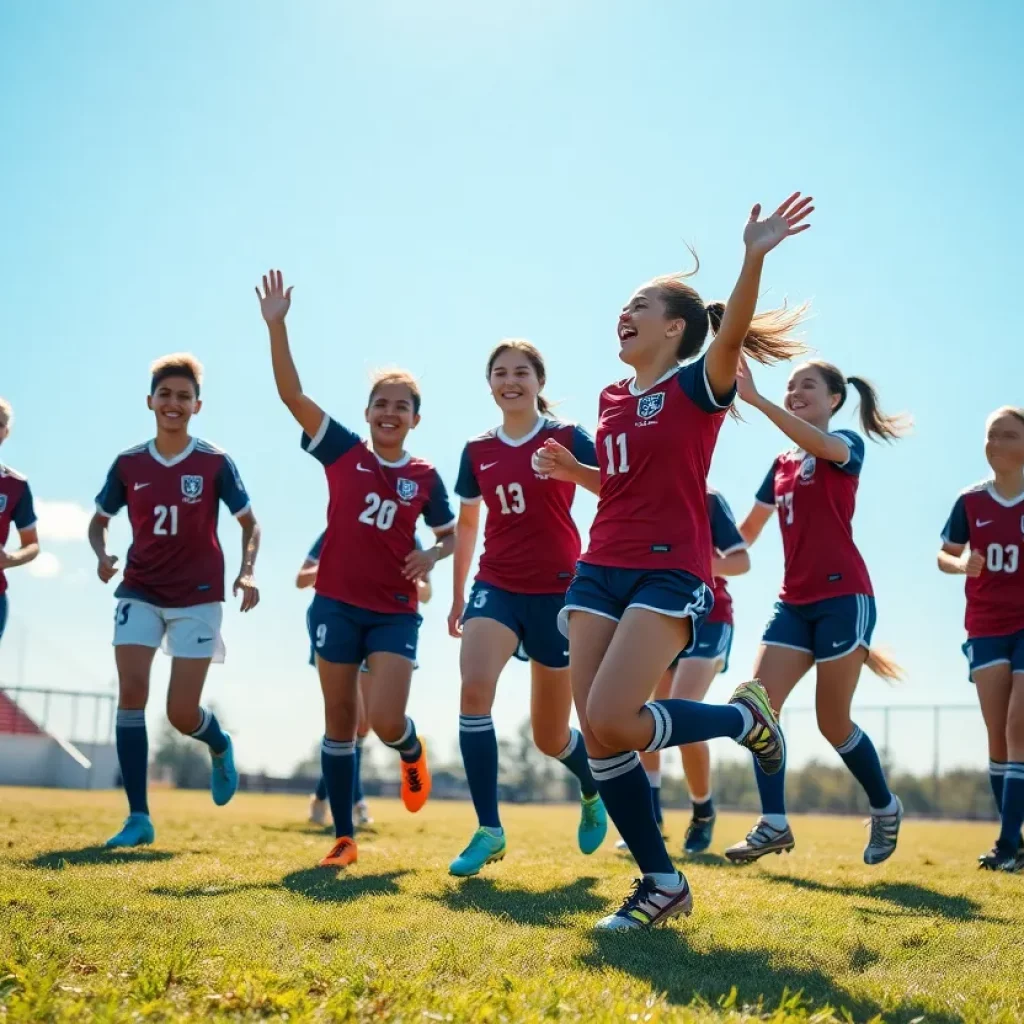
[533,438,601,495]
[405,529,455,583]
[448,502,480,637]
[0,525,39,572]
[233,509,261,611]
[711,548,750,578]
[704,194,813,399]
[738,502,774,546]
[938,540,983,577]
[88,511,119,583]
[256,269,325,439]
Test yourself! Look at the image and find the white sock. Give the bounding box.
[759,814,788,831]
[871,796,899,817]
[734,703,754,740]
[645,870,683,889]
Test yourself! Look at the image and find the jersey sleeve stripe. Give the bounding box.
[754,498,775,509]
[702,359,733,410]
[457,495,483,505]
[306,413,331,453]
[94,502,114,518]
[431,518,457,535]
[718,541,748,555]
[232,502,252,519]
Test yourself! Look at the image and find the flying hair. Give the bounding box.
[486,339,552,416]
[150,352,203,397]
[803,360,912,442]
[866,648,904,683]
[369,368,422,415]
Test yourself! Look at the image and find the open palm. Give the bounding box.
[744,193,814,258]
[256,269,293,323]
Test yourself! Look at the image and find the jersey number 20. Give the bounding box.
[359,493,398,531]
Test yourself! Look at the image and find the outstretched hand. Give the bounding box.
[735,354,762,405]
[743,193,814,258]
[256,269,293,324]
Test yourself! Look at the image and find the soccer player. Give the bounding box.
[257,269,455,869]
[89,354,261,848]
[0,398,41,645]
[939,406,1024,872]
[300,532,434,828]
[446,340,607,877]
[534,194,811,929]
[617,488,749,855]
[725,355,908,866]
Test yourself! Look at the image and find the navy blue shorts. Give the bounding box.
[463,581,568,669]
[762,595,876,662]
[963,629,1024,682]
[671,622,733,672]
[307,594,421,665]
[0,593,7,645]
[559,562,713,655]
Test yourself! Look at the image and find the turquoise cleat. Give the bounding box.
[449,828,507,877]
[211,734,239,807]
[105,813,155,848]
[578,793,608,855]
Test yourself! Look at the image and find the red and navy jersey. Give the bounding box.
[95,438,250,608]
[303,414,455,615]
[455,418,596,594]
[306,530,422,565]
[942,481,1024,638]
[755,429,872,604]
[0,464,37,597]
[706,489,746,626]
[583,354,734,587]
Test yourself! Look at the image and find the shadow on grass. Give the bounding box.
[425,875,604,927]
[584,931,964,1024]
[260,823,381,838]
[763,875,1000,922]
[27,847,176,870]
[150,869,409,905]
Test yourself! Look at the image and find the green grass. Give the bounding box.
[1,788,1021,1023]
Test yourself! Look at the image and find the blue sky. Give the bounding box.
[1,1,1020,776]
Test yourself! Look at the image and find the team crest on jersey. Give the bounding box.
[0,495,6,514]
[396,478,418,502]
[180,475,204,503]
[637,392,665,420]
[799,456,817,482]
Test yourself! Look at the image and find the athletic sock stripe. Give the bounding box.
[990,760,1008,775]
[321,738,356,756]
[382,717,415,749]
[835,724,864,755]
[643,702,671,752]
[1005,763,1024,781]
[556,729,579,761]
[190,707,211,737]
[459,715,494,733]
[116,710,146,727]
[589,752,640,781]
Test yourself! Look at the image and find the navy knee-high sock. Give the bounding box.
[555,729,598,800]
[320,737,355,839]
[459,714,501,829]
[115,709,149,815]
[997,763,1024,855]
[989,760,1006,815]
[835,725,893,811]
[643,699,747,751]
[353,737,365,803]
[190,707,229,755]
[754,750,787,818]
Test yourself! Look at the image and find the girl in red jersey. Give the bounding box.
[725,357,908,867]
[257,270,455,870]
[535,194,811,930]
[939,406,1024,872]
[446,340,607,877]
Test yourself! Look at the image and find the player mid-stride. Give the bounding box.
[257,270,455,870]
[939,406,1024,872]
[89,354,261,848]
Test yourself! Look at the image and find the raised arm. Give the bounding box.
[448,502,480,638]
[705,194,813,400]
[256,270,325,439]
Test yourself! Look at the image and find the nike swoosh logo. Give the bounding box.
[976,520,993,527]
[197,637,213,644]
[134,482,150,490]
[356,463,373,473]
[405,644,415,650]
[698,643,710,648]
[832,641,845,648]
[479,462,499,471]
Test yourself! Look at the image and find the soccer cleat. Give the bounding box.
[400,739,431,813]
[728,680,785,775]
[864,796,903,865]
[594,874,693,930]
[449,828,507,877]
[105,813,155,848]
[578,794,608,855]
[308,796,329,826]
[725,820,795,863]
[355,799,373,827]
[319,836,358,868]
[683,814,717,855]
[210,734,239,807]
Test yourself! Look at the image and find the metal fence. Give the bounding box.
[0,685,116,746]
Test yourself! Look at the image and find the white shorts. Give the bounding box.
[113,599,226,663]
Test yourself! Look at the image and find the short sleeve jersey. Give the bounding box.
[583,354,734,587]
[755,429,872,604]
[303,414,455,615]
[0,465,37,597]
[942,481,1024,638]
[95,439,251,608]
[455,418,596,594]
[705,489,746,626]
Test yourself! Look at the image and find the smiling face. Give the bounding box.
[985,410,1024,475]
[147,375,200,433]
[365,382,419,450]
[488,346,542,415]
[0,400,10,448]
[784,364,840,425]
[617,284,686,370]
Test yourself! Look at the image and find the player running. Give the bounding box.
[446,340,607,877]
[725,356,908,866]
[301,532,434,828]
[939,406,1024,872]
[617,488,749,855]
[89,354,261,848]
[0,398,41,646]
[257,269,455,870]
[535,194,811,930]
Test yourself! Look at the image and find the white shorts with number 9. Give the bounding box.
[113,599,226,663]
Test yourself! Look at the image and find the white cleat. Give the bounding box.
[308,796,329,826]
[355,799,373,827]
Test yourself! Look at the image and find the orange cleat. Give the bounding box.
[400,739,432,813]
[319,836,358,868]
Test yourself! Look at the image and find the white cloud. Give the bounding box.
[34,500,92,542]
[28,551,62,578]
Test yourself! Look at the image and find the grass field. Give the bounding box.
[1,789,1022,1024]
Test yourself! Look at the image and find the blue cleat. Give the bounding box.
[578,793,608,855]
[211,734,239,807]
[683,813,717,855]
[105,813,155,848]
[449,828,507,877]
